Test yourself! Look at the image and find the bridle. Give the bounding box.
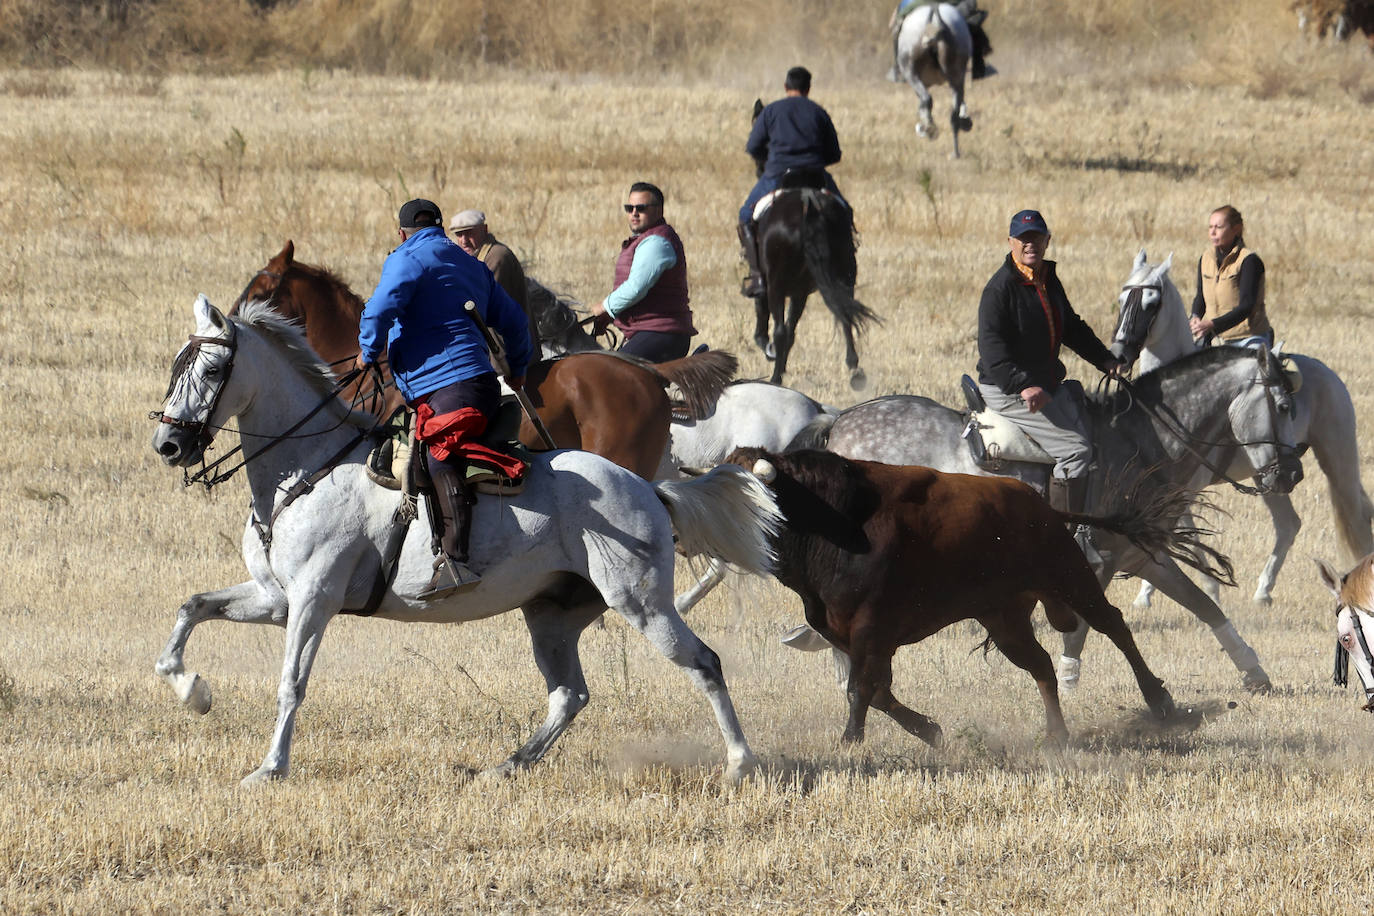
[151,321,239,455]
[1333,602,1374,711]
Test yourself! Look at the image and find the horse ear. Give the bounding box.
[1317,558,1344,597]
[1133,249,1147,272]
[1160,252,1173,274]
[269,240,294,271]
[752,98,764,119]
[194,293,225,333]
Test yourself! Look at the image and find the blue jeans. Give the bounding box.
[620,330,691,363]
[739,171,848,224]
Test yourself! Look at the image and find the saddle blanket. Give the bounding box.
[963,408,1055,466]
[752,187,841,222]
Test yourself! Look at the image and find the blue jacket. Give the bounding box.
[359,226,533,402]
[746,95,842,179]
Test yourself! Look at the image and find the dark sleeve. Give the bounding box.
[1191,258,1205,318]
[1209,253,1264,336]
[745,110,769,160]
[820,109,841,166]
[489,249,527,314]
[977,277,1031,395]
[1055,277,1116,371]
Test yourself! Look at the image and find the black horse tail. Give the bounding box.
[784,411,837,452]
[798,191,880,337]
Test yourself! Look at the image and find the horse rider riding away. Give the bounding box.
[738,66,849,300]
[976,209,1125,526]
[889,0,995,80]
[355,198,534,600]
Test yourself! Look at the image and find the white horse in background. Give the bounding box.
[150,296,784,785]
[894,2,973,158]
[1111,249,1374,607]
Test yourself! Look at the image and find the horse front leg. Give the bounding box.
[752,293,772,357]
[908,78,935,140]
[242,592,339,786]
[155,580,286,715]
[949,82,971,159]
[1253,492,1301,605]
[767,290,797,384]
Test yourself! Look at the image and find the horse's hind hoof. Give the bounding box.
[1242,666,1272,693]
[764,342,777,361]
[1151,693,1176,720]
[957,117,973,132]
[848,367,867,391]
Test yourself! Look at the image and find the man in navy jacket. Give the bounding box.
[356,198,533,599]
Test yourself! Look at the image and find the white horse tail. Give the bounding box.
[655,466,782,576]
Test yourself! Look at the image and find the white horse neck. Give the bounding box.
[1138,270,1196,373]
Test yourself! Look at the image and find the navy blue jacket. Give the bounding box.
[746,95,842,179]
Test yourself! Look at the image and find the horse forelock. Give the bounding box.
[231,301,343,401]
[1343,557,1374,614]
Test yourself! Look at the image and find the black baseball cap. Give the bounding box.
[398,198,443,229]
[1009,209,1050,238]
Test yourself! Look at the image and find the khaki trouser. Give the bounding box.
[979,381,1092,479]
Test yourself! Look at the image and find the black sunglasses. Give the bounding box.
[623,203,658,214]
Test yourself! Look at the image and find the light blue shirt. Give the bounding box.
[605,235,677,317]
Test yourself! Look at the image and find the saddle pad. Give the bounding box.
[751,189,784,222]
[971,408,1056,466]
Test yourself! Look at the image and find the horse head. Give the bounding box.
[1111,249,1178,370]
[234,240,294,312]
[1319,553,1374,711]
[151,294,239,468]
[1249,345,1306,495]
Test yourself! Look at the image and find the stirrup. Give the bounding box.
[418,556,481,601]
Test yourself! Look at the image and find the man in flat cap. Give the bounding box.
[449,208,530,321]
[356,198,534,600]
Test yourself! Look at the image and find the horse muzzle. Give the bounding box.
[151,418,207,468]
[1109,340,1139,368]
[1258,446,1306,495]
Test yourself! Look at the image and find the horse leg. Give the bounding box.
[483,599,601,778]
[869,655,943,748]
[753,292,772,357]
[242,591,339,786]
[155,580,286,716]
[614,591,757,782]
[674,557,728,615]
[1132,509,1222,609]
[949,82,970,159]
[768,291,803,385]
[981,606,1069,747]
[1253,492,1301,605]
[908,77,936,140]
[837,308,866,391]
[1046,594,1174,720]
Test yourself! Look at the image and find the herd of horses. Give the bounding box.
[146,237,1374,785]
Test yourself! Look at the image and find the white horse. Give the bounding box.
[894,3,973,158]
[150,296,784,785]
[1111,249,1374,607]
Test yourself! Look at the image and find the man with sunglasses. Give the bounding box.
[354,199,534,600]
[589,181,695,362]
[975,209,1124,522]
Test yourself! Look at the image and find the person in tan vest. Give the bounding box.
[1190,205,1274,348]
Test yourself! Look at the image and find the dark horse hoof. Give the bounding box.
[1151,694,1177,720]
[957,117,974,132]
[849,367,867,391]
[917,721,944,749]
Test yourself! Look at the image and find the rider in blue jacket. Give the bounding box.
[357,198,533,599]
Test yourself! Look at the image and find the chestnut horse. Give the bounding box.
[232,242,738,479]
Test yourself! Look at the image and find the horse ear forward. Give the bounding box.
[1316,558,1343,598]
[752,459,777,483]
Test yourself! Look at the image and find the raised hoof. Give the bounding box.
[848,367,867,391]
[1243,666,1272,693]
[184,674,212,715]
[780,624,832,652]
[917,721,944,748]
[957,117,973,132]
[1252,593,1274,607]
[1057,655,1081,691]
[240,766,285,787]
[764,341,777,361]
[1132,593,1154,611]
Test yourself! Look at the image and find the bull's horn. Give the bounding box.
[752,459,777,483]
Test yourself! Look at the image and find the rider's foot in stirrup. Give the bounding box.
[419,556,481,601]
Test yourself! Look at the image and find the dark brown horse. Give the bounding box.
[751,176,877,390]
[724,447,1223,746]
[232,241,738,479]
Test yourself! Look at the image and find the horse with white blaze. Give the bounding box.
[149,296,782,785]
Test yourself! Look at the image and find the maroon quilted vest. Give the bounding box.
[612,222,694,337]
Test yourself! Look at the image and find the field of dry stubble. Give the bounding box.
[3,7,1374,912]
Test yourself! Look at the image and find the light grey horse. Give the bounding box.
[150,296,783,785]
[894,2,973,158]
[787,345,1305,692]
[1111,249,1374,608]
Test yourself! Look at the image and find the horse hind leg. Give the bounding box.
[768,292,802,384]
[1045,594,1175,720]
[838,314,866,391]
[155,580,285,716]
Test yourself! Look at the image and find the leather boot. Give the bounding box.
[419,463,481,601]
[738,222,765,299]
[1053,476,1109,579]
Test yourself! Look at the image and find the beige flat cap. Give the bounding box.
[449,209,486,231]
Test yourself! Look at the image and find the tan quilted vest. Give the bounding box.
[1199,242,1271,341]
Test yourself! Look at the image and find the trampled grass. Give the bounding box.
[2,4,1374,912]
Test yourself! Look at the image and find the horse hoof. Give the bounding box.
[477,760,519,782]
[240,766,284,787]
[184,674,212,715]
[764,342,777,361]
[1253,593,1274,607]
[1151,692,1177,720]
[726,753,759,784]
[848,368,867,391]
[957,117,973,132]
[1243,666,1272,693]
[918,722,944,748]
[1132,595,1154,611]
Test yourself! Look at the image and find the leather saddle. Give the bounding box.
[958,374,1056,469]
[367,397,531,495]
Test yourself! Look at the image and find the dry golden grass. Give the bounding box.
[3,5,1374,912]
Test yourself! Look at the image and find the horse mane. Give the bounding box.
[1345,556,1374,614]
[287,261,365,316]
[231,300,374,428]
[1097,345,1258,407]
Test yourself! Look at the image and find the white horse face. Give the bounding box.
[151,295,240,467]
[1111,250,1175,367]
[1232,347,1303,495]
[1319,555,1374,710]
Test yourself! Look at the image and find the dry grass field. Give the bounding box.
[3,0,1374,911]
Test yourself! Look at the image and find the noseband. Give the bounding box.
[150,322,239,451]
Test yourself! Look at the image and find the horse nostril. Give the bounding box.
[158,440,181,459]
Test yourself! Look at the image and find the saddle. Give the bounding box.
[366,397,532,496]
[958,374,1056,469]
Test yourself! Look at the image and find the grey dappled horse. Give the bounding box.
[1111,250,1374,608]
[150,296,783,785]
[895,3,973,158]
[788,346,1305,692]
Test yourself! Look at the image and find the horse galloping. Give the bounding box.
[788,345,1305,692]
[750,185,877,389]
[235,241,739,479]
[894,3,974,158]
[150,296,782,784]
[1111,249,1374,607]
[728,447,1184,746]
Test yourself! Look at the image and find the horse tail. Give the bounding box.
[654,466,782,577]
[783,411,837,452]
[799,191,880,338]
[1061,474,1236,586]
[653,350,740,420]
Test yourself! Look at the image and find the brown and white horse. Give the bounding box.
[233,241,738,479]
[1318,552,1374,712]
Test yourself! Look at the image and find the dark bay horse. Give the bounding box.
[233,241,737,479]
[727,447,1187,746]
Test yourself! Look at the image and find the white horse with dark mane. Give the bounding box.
[150,296,783,785]
[894,2,974,158]
[1111,249,1374,608]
